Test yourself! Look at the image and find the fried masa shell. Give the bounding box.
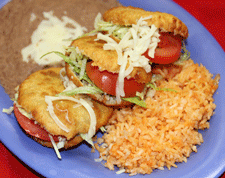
[34,134,83,149]
[65,63,133,107]
[71,35,152,84]
[17,68,113,148]
[103,6,188,39]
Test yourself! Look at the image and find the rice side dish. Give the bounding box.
[95,59,220,175]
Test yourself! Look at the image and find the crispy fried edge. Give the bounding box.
[103,6,188,39]
[65,63,133,107]
[17,67,113,146]
[70,35,151,83]
[34,134,83,149]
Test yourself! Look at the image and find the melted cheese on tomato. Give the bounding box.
[96,16,160,103]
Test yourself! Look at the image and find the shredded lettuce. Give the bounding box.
[41,51,71,64]
[12,91,19,102]
[17,106,33,119]
[2,107,14,115]
[74,29,98,40]
[48,134,62,160]
[174,41,190,65]
[42,50,147,107]
[94,13,129,40]
[122,97,146,108]
[147,83,178,93]
[57,86,103,96]
[136,92,144,100]
[41,26,186,108]
[100,126,106,132]
[41,50,93,84]
[79,57,88,80]
[95,13,191,66]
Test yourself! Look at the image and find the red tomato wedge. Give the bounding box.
[14,104,59,142]
[143,32,182,64]
[86,62,145,97]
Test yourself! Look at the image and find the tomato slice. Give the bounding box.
[143,32,182,64]
[14,104,59,142]
[86,62,145,97]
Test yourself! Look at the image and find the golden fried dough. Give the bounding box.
[17,68,113,145]
[103,6,188,39]
[65,63,132,107]
[34,134,83,149]
[71,35,152,83]
[71,36,118,72]
[65,63,83,87]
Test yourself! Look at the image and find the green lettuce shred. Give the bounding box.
[100,126,106,133]
[136,92,144,100]
[122,97,146,108]
[74,29,98,40]
[147,83,178,93]
[2,107,14,115]
[57,86,103,96]
[95,15,191,64]
[41,50,93,85]
[79,56,88,80]
[95,16,129,40]
[40,26,188,109]
[174,42,191,65]
[41,51,71,64]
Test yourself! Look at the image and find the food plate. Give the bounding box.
[1,0,225,177]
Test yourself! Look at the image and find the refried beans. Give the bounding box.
[0,0,120,98]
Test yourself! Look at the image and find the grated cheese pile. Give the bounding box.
[96,15,160,103]
[21,11,87,65]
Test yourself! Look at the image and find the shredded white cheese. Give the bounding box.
[80,133,95,148]
[56,136,66,149]
[14,102,33,119]
[55,104,71,123]
[94,158,103,162]
[21,11,87,65]
[116,169,126,175]
[96,16,160,103]
[45,96,70,133]
[49,134,62,160]
[45,95,96,140]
